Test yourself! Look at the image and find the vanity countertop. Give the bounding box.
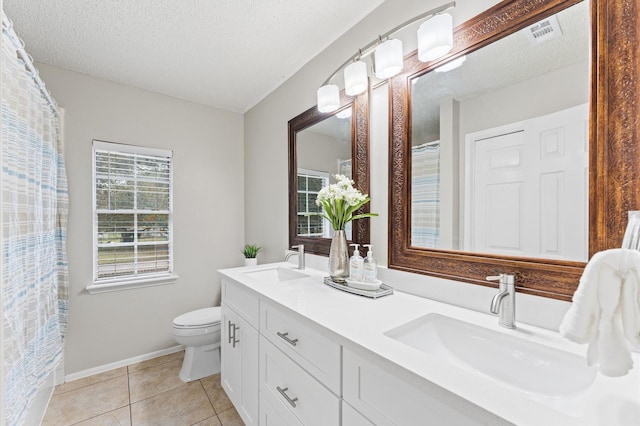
[218,262,640,426]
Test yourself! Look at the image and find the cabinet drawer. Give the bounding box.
[260,336,340,426]
[222,279,259,328]
[259,393,302,426]
[343,347,507,426]
[260,301,341,393]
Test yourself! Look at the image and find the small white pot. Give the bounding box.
[244,258,258,267]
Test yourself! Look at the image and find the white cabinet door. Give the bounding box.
[221,304,259,426]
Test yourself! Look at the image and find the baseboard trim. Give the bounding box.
[64,345,184,382]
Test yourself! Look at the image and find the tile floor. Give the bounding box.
[42,351,244,426]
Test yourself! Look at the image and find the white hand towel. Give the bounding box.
[559,248,640,377]
[621,269,640,349]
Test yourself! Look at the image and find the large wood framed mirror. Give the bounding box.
[289,91,370,256]
[389,0,639,301]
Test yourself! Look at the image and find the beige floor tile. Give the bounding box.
[193,415,222,426]
[130,381,215,426]
[200,374,233,414]
[42,375,129,425]
[217,407,245,426]
[54,367,128,395]
[128,358,185,403]
[127,350,184,373]
[75,406,131,426]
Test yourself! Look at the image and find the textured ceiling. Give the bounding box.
[3,0,385,113]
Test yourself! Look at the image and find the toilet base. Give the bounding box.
[179,343,221,382]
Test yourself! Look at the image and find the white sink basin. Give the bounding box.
[385,313,596,397]
[243,267,308,283]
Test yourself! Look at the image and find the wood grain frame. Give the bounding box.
[289,90,370,256]
[389,0,639,301]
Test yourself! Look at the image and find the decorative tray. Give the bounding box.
[323,277,394,299]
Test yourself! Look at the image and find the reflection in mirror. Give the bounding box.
[388,0,602,300]
[296,112,353,239]
[289,92,369,257]
[409,1,589,262]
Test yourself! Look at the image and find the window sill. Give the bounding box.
[86,274,179,294]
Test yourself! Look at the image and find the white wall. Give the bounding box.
[38,64,245,375]
[459,59,589,137]
[244,0,500,264]
[297,131,351,176]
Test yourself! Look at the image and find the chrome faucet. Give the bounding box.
[487,274,516,329]
[285,244,305,270]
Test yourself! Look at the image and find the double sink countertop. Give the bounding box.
[218,262,640,426]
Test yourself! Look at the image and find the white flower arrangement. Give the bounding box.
[312,174,377,231]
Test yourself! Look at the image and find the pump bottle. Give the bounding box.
[349,244,364,281]
[363,244,378,283]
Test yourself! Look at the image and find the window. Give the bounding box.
[89,140,176,293]
[297,170,329,237]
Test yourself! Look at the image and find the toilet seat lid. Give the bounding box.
[173,307,221,327]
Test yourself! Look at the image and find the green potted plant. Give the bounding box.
[242,244,262,266]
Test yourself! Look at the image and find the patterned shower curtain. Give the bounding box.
[2,15,69,426]
[411,142,441,248]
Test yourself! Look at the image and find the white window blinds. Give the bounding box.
[93,140,173,282]
[297,170,329,237]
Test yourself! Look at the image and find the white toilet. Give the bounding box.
[172,306,222,382]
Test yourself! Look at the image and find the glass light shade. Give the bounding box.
[417,13,454,62]
[344,60,368,96]
[435,55,466,72]
[374,39,403,79]
[317,84,340,113]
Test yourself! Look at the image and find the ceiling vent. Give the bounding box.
[525,15,563,45]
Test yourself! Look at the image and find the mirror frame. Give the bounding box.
[389,0,636,301]
[289,90,370,256]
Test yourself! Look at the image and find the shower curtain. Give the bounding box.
[2,14,69,426]
[411,142,441,248]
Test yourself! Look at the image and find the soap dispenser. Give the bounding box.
[349,244,364,282]
[363,244,378,283]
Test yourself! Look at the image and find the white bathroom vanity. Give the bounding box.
[218,262,640,426]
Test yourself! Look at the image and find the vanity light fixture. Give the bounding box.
[316,1,456,113]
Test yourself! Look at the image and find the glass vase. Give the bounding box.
[329,230,349,282]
